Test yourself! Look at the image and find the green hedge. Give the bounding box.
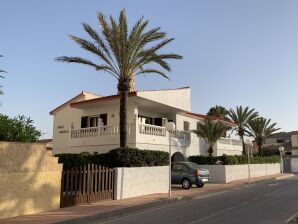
[189,155,280,165]
[56,147,169,170]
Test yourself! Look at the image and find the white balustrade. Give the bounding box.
[217,138,242,146]
[138,123,166,136]
[71,123,190,140]
[138,123,190,140]
[170,130,190,140]
[70,124,134,139]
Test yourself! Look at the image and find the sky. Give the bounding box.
[0,0,298,139]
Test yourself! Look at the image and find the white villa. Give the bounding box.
[50,87,242,160]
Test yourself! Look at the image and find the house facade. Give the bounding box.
[50,87,242,159]
[263,131,298,155]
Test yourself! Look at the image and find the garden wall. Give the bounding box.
[291,158,298,172]
[200,163,280,183]
[0,142,62,219]
[114,166,169,200]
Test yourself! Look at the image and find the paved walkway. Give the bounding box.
[0,173,293,224]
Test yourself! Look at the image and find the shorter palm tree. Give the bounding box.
[247,117,280,156]
[228,106,259,154]
[193,118,228,156]
[207,105,230,121]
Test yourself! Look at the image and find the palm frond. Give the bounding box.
[56,9,182,93]
[135,68,169,79]
[55,56,118,78]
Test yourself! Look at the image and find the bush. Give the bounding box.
[189,155,280,165]
[56,147,169,170]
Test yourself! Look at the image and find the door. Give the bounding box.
[171,164,183,184]
[283,156,291,172]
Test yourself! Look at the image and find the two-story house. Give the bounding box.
[263,131,298,155]
[50,87,242,160]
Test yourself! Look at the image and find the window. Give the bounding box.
[81,116,88,128]
[277,139,284,143]
[184,121,190,131]
[89,116,98,127]
[154,118,162,126]
[99,114,107,126]
[80,113,108,128]
[172,164,182,171]
[138,115,153,125]
[197,122,200,131]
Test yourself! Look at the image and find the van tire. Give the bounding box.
[182,178,192,189]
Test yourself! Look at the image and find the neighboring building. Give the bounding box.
[50,87,242,160]
[37,139,53,150]
[263,131,298,155]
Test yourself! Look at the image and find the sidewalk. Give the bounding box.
[0,173,294,224]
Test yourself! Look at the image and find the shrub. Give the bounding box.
[56,147,169,170]
[189,155,280,165]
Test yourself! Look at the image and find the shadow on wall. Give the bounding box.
[0,142,62,219]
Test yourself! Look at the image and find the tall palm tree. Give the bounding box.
[247,117,280,156]
[228,106,259,154]
[193,118,228,156]
[207,105,230,121]
[56,9,182,147]
[0,55,6,95]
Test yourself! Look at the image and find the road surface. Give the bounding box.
[93,175,298,224]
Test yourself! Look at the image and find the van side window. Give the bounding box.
[172,164,182,171]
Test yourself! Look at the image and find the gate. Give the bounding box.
[60,164,114,208]
[283,156,292,173]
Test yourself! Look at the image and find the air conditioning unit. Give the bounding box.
[162,118,168,127]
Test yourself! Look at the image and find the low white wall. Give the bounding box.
[200,163,280,183]
[114,166,169,200]
[291,158,298,172]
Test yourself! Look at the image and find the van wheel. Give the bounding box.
[196,183,204,188]
[182,179,192,189]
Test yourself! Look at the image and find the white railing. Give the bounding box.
[217,138,242,146]
[71,124,134,139]
[138,123,190,140]
[170,130,190,140]
[139,124,166,136]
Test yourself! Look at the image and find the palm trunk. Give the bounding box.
[208,146,213,156]
[118,75,135,148]
[118,80,129,148]
[240,135,245,155]
[257,142,262,156]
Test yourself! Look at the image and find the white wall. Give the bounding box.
[52,99,137,154]
[291,158,298,172]
[138,87,191,111]
[114,166,169,200]
[200,164,280,183]
[291,135,298,147]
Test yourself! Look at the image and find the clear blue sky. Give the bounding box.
[1,0,298,138]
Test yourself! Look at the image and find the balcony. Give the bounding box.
[213,137,243,156]
[70,124,134,139]
[70,123,190,141]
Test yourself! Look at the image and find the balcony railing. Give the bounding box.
[71,124,134,139]
[138,123,190,140]
[217,138,242,146]
[138,123,166,136]
[170,130,190,140]
[70,123,191,140]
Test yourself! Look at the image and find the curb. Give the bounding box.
[55,196,191,224]
[275,173,295,181]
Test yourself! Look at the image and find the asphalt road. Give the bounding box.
[94,175,298,224]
